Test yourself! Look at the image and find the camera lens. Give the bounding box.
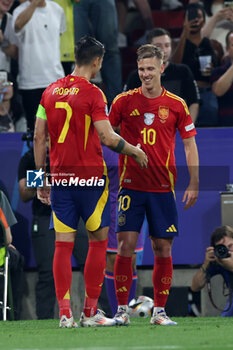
[214,244,230,259]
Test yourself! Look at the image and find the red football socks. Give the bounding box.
[114,254,133,306]
[153,256,173,307]
[83,239,108,317]
[53,241,74,318]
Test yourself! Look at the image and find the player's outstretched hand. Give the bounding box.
[134,144,148,168]
[37,186,51,205]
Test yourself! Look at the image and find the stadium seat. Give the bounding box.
[127,8,185,46]
[0,220,14,321]
[151,10,184,38]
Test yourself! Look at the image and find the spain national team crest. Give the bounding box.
[118,213,126,227]
[144,113,155,126]
[158,106,169,123]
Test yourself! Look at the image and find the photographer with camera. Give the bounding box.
[191,225,233,316]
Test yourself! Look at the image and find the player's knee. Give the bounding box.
[151,238,173,257]
[118,240,135,257]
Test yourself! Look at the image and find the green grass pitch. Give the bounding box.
[0,317,232,350]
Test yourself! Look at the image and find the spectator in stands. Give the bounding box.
[0,0,27,133]
[191,225,233,317]
[73,0,122,104]
[125,27,200,123]
[0,189,24,320]
[172,2,219,126]
[0,0,18,73]
[12,0,66,131]
[115,0,154,47]
[201,0,233,52]
[0,71,14,132]
[188,0,226,64]
[18,142,56,319]
[211,29,233,126]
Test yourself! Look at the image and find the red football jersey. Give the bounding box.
[109,87,197,192]
[37,75,108,180]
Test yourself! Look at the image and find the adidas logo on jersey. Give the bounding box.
[166,225,177,232]
[130,109,140,116]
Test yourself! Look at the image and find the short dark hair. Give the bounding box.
[210,225,233,246]
[226,30,233,49]
[185,2,206,21]
[137,44,164,62]
[75,36,105,66]
[146,28,171,44]
[202,0,214,16]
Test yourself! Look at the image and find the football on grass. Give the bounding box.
[128,296,154,318]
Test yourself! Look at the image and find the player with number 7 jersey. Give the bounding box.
[36,75,109,182]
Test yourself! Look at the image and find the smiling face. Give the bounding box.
[137,56,164,91]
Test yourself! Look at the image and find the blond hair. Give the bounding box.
[137,44,164,62]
